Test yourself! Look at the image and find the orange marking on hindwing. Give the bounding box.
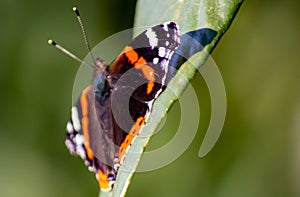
[97,170,111,191]
[123,46,155,94]
[115,116,146,164]
[80,86,94,160]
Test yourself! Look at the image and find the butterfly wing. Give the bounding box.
[65,85,116,191]
[108,22,180,165]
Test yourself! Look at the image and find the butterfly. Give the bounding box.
[62,18,180,191]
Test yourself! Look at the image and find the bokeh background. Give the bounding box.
[1,0,300,196]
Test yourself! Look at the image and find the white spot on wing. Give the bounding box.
[161,59,169,84]
[71,107,81,131]
[145,28,158,48]
[75,134,84,145]
[162,23,168,32]
[158,47,166,57]
[74,134,86,160]
[160,58,167,71]
[66,122,73,133]
[77,146,86,160]
[153,57,159,64]
[65,139,75,154]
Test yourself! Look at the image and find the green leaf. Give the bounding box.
[99,0,243,196]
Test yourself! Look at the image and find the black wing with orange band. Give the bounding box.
[65,22,180,191]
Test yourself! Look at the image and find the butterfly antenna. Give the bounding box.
[73,7,97,65]
[48,39,95,68]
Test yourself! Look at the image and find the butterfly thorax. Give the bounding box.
[93,59,112,103]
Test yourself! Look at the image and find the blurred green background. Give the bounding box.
[1,0,300,196]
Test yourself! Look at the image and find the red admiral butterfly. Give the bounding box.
[50,8,180,191]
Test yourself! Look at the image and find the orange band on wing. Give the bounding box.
[123,46,155,94]
[97,170,111,191]
[124,46,138,64]
[80,86,94,160]
[115,116,146,164]
[139,65,154,94]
